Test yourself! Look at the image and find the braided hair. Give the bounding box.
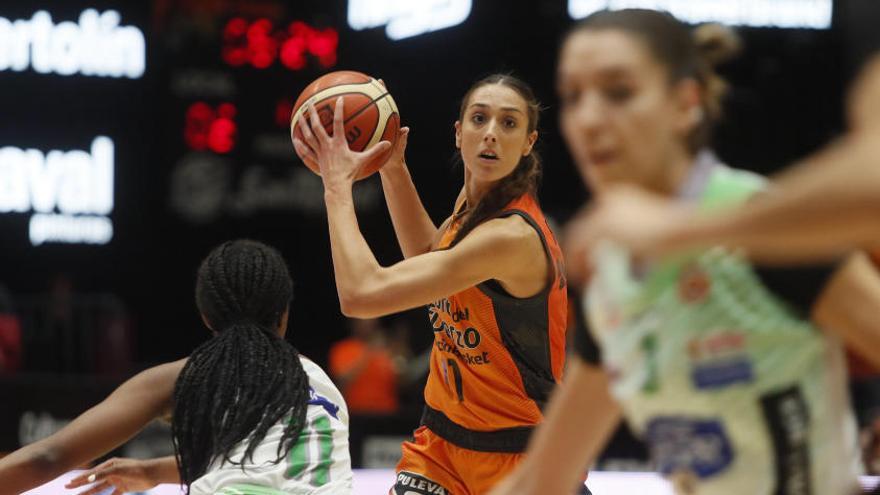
[172,239,310,488]
[451,74,543,245]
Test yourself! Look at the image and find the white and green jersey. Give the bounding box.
[190,357,353,495]
[583,154,861,495]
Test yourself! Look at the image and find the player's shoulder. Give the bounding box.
[135,358,188,386]
[471,214,542,250]
[300,355,349,422]
[299,356,342,398]
[299,355,329,381]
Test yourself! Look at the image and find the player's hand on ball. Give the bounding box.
[383,126,410,171]
[293,96,392,192]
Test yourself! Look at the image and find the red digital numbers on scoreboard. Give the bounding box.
[222,17,338,70]
[185,102,238,154]
[275,98,294,128]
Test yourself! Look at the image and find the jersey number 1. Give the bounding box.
[447,359,464,402]
[286,415,334,486]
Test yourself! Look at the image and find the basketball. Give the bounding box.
[290,70,400,180]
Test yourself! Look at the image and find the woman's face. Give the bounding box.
[557,29,699,193]
[455,83,538,185]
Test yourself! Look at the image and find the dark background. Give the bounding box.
[2,0,880,461]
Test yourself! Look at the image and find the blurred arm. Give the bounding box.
[813,252,880,368]
[673,52,880,261]
[0,359,185,495]
[488,357,622,495]
[325,182,546,317]
[664,133,880,263]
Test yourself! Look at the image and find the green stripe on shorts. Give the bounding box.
[214,483,289,495]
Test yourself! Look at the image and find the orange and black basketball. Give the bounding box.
[290,70,400,180]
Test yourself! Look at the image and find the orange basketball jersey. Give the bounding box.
[421,193,568,452]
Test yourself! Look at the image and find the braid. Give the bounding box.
[173,240,309,489]
[452,73,543,245]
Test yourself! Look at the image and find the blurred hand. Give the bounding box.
[65,457,161,495]
[563,185,690,285]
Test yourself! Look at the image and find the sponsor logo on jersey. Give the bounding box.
[393,471,449,495]
[429,298,470,323]
[645,416,734,479]
[760,386,812,493]
[428,298,489,366]
[687,332,746,359]
[687,331,753,390]
[435,339,490,365]
[307,387,340,419]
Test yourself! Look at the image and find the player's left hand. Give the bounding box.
[65,457,160,495]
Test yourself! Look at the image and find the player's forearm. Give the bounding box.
[659,132,880,261]
[502,358,621,495]
[323,188,384,316]
[0,363,179,495]
[0,413,142,494]
[0,440,69,495]
[662,205,866,263]
[147,456,182,484]
[664,178,875,263]
[379,163,437,258]
[774,131,880,205]
[813,252,880,368]
[723,133,880,257]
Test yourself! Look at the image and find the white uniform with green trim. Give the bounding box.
[584,154,861,495]
[190,357,353,495]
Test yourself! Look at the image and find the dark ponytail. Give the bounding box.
[452,74,543,245]
[172,240,309,488]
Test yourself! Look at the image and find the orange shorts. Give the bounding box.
[391,426,524,495]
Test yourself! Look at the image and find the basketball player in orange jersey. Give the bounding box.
[293,74,581,495]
